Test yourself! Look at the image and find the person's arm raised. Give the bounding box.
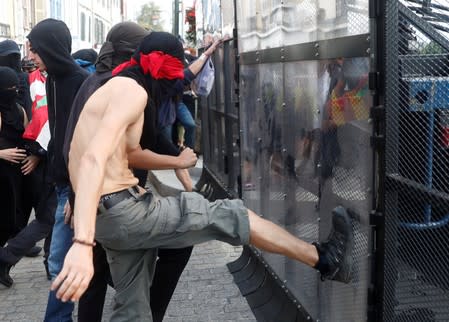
[187,39,222,76]
[128,145,197,170]
[51,77,148,302]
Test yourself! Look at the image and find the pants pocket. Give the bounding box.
[176,192,209,232]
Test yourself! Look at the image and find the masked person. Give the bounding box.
[0,67,28,281]
[64,22,197,322]
[0,49,56,287]
[0,40,32,120]
[54,32,354,322]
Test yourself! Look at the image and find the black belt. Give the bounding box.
[99,186,139,210]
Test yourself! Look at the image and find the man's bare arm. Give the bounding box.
[128,146,197,170]
[51,77,148,302]
[187,39,221,76]
[175,168,193,192]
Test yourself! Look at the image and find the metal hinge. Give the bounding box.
[369,210,384,227]
[370,135,385,151]
[369,71,379,91]
[370,105,385,122]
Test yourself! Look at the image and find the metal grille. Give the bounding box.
[384,0,449,320]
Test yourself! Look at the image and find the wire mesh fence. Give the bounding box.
[384,1,449,321]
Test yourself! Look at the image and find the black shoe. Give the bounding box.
[0,261,13,288]
[25,245,42,257]
[315,206,354,283]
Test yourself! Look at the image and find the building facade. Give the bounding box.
[0,0,127,55]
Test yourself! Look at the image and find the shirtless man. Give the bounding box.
[53,32,353,321]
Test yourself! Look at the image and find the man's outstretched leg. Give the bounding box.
[248,205,353,283]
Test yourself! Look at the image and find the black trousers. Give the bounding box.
[0,162,56,265]
[0,161,23,246]
[78,169,194,322]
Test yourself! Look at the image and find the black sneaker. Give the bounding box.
[315,206,354,283]
[0,261,13,288]
[25,245,42,258]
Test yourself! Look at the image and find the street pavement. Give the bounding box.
[0,160,257,321]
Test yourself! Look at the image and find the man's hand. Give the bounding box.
[0,147,27,163]
[204,38,222,57]
[63,200,74,228]
[178,147,197,169]
[21,155,40,175]
[51,243,94,302]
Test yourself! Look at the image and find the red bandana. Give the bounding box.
[112,51,184,80]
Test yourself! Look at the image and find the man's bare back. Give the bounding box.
[68,76,147,196]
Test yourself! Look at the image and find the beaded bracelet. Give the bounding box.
[72,238,96,247]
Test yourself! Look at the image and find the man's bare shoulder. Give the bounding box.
[104,76,148,106]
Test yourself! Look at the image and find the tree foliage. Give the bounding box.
[137,2,164,32]
[421,41,445,55]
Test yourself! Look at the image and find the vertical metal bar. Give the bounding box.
[223,41,235,189]
[216,51,223,174]
[233,0,242,198]
[369,0,387,321]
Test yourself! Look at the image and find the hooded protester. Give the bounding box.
[0,62,56,289]
[0,42,48,260]
[0,40,32,120]
[27,18,89,321]
[0,67,28,269]
[63,22,194,322]
[72,48,98,73]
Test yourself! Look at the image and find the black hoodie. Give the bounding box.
[27,19,89,185]
[0,40,33,119]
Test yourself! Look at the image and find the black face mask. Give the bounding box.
[0,88,18,104]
